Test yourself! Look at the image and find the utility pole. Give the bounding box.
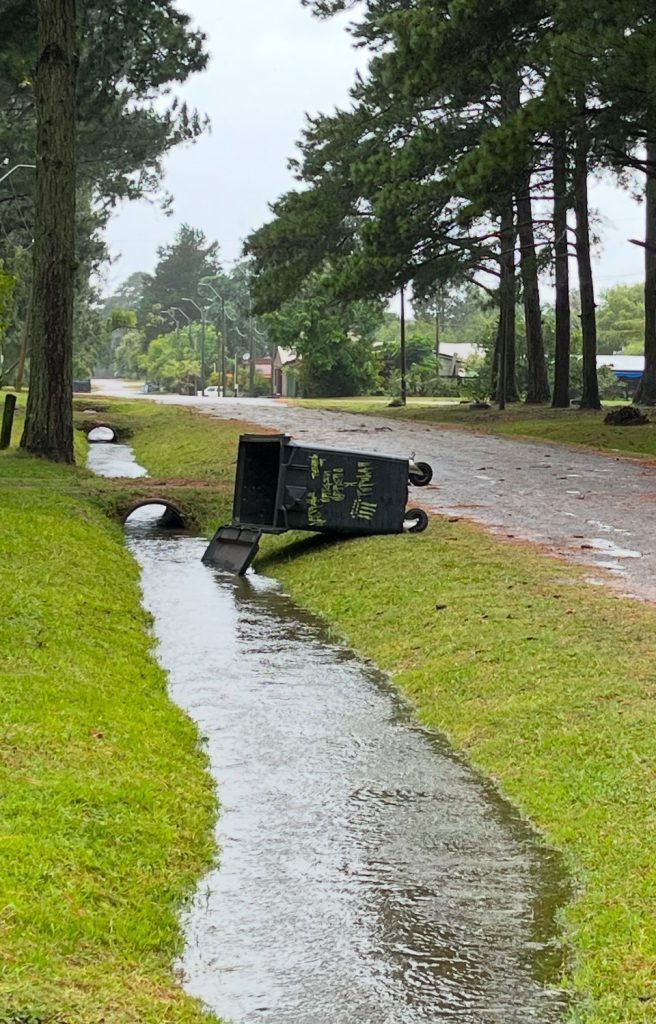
[182,297,208,395]
[222,299,228,396]
[400,285,407,406]
[248,297,255,396]
[434,286,441,363]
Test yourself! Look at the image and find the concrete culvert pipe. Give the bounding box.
[87,425,117,443]
[123,501,186,529]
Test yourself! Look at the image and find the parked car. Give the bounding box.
[204,385,221,397]
[142,381,160,394]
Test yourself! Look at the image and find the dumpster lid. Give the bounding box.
[202,525,262,575]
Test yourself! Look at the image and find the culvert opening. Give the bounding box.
[88,425,117,443]
[123,501,186,530]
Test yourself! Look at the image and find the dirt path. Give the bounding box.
[96,386,656,601]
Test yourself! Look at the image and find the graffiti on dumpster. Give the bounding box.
[307,492,328,528]
[308,454,380,523]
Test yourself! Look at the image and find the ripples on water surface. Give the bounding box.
[122,503,568,1024]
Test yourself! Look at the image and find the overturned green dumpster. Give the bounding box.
[203,434,433,574]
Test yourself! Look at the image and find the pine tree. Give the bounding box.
[21,0,77,462]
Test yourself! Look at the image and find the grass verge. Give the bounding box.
[0,408,219,1023]
[115,397,656,1024]
[293,396,656,461]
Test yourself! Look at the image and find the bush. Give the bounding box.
[252,372,271,397]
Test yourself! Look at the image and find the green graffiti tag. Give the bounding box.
[306,454,379,525]
[307,492,327,527]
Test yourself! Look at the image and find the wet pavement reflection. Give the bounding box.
[124,509,569,1024]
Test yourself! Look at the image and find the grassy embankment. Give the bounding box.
[74,400,245,528]
[0,396,224,1024]
[116,397,656,1024]
[294,396,656,461]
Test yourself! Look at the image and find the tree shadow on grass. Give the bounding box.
[256,531,359,570]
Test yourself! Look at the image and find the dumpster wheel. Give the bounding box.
[404,508,429,533]
[409,461,433,487]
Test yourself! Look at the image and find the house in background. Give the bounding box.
[597,354,644,396]
[437,342,484,378]
[273,347,301,397]
[597,354,644,380]
[254,356,272,381]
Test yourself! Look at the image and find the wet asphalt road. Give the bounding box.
[95,385,656,601]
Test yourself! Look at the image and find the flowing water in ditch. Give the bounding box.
[90,441,569,1024]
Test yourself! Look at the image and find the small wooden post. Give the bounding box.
[1,394,17,449]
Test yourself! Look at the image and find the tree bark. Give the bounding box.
[497,200,518,406]
[516,172,550,403]
[552,131,571,408]
[635,135,656,405]
[573,108,601,410]
[20,0,78,462]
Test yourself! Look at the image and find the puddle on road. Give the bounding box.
[584,538,642,559]
[90,444,569,1024]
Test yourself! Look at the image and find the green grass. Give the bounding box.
[292,397,656,460]
[107,398,656,1024]
[0,411,219,1023]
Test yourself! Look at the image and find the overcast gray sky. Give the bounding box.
[103,0,647,298]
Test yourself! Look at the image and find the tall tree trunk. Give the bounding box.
[635,135,656,405]
[20,0,77,462]
[516,173,550,403]
[497,200,518,406]
[573,106,601,410]
[552,131,571,408]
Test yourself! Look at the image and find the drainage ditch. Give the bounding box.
[89,440,569,1024]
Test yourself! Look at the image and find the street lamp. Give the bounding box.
[198,278,228,396]
[171,305,193,348]
[199,272,269,398]
[170,306,197,392]
[0,163,36,186]
[198,277,245,397]
[248,298,271,397]
[164,308,180,341]
[182,296,209,395]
